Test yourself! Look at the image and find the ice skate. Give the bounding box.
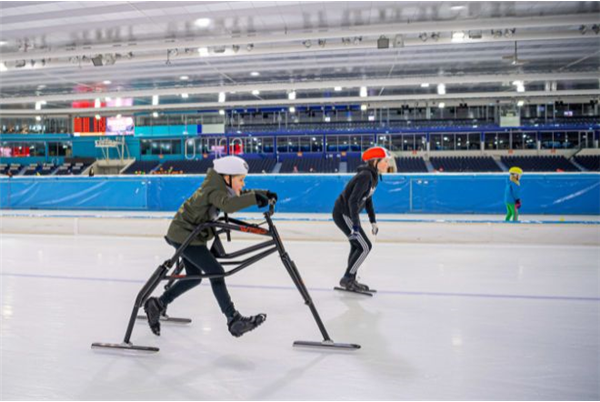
[228,311,267,337]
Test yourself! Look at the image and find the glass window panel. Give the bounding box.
[277,136,288,153]
[468,133,481,150]
[456,134,469,150]
[484,133,497,150]
[540,132,553,149]
[497,133,509,150]
[431,134,443,151]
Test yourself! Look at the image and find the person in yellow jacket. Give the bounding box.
[505,167,523,221]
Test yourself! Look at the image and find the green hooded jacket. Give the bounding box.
[166,168,259,246]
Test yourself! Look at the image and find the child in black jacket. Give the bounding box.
[332,147,392,291]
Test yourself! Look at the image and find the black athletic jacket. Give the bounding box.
[333,165,379,228]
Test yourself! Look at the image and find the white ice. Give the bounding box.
[1,230,599,400]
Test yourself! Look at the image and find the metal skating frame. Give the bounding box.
[92,202,360,352]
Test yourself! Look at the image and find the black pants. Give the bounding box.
[159,242,236,318]
[332,208,372,277]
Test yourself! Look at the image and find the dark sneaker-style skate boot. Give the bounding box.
[339,275,365,292]
[144,297,165,336]
[227,311,267,338]
[354,277,371,292]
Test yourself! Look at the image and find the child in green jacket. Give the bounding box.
[144,156,276,338]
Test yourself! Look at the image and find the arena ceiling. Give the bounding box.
[0,1,599,115]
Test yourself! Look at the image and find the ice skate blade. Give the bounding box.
[333,286,374,297]
[293,340,361,350]
[136,315,192,324]
[91,342,159,353]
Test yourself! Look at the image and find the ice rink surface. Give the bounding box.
[1,229,599,400]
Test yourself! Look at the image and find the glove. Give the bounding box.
[515,199,522,209]
[348,225,361,241]
[371,222,379,236]
[255,192,269,208]
[265,191,278,202]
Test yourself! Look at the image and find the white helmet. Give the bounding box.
[213,156,249,175]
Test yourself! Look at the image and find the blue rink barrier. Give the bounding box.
[0,174,599,215]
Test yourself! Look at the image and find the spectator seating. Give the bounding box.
[122,160,160,175]
[395,157,429,173]
[573,155,600,171]
[430,156,501,172]
[500,156,579,172]
[7,163,23,176]
[280,156,340,173]
[159,159,214,174]
[247,157,277,173]
[22,163,41,176]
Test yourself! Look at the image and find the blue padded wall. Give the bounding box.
[1,174,598,215]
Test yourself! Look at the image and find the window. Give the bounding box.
[338,135,350,152]
[580,131,594,149]
[540,132,554,149]
[311,136,323,152]
[522,132,536,149]
[456,134,469,150]
[300,136,311,152]
[140,139,181,156]
[468,133,481,150]
[389,135,402,151]
[431,134,443,151]
[484,133,497,150]
[350,135,361,152]
[325,135,338,152]
[376,135,391,150]
[564,132,579,149]
[511,132,524,150]
[443,133,456,150]
[261,137,274,153]
[48,142,72,157]
[277,136,288,153]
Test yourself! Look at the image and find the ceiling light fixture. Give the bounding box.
[250,71,260,77]
[252,90,260,96]
[218,92,226,103]
[152,95,159,106]
[194,18,211,28]
[359,86,368,97]
[437,83,446,95]
[288,91,296,100]
[451,31,466,42]
[181,93,189,98]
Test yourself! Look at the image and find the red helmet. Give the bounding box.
[362,146,391,161]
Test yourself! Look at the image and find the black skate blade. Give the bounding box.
[293,340,361,350]
[91,342,159,353]
[136,315,192,324]
[333,286,373,297]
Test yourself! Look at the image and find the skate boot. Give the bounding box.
[227,311,267,338]
[144,297,166,336]
[339,275,365,292]
[354,277,371,292]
